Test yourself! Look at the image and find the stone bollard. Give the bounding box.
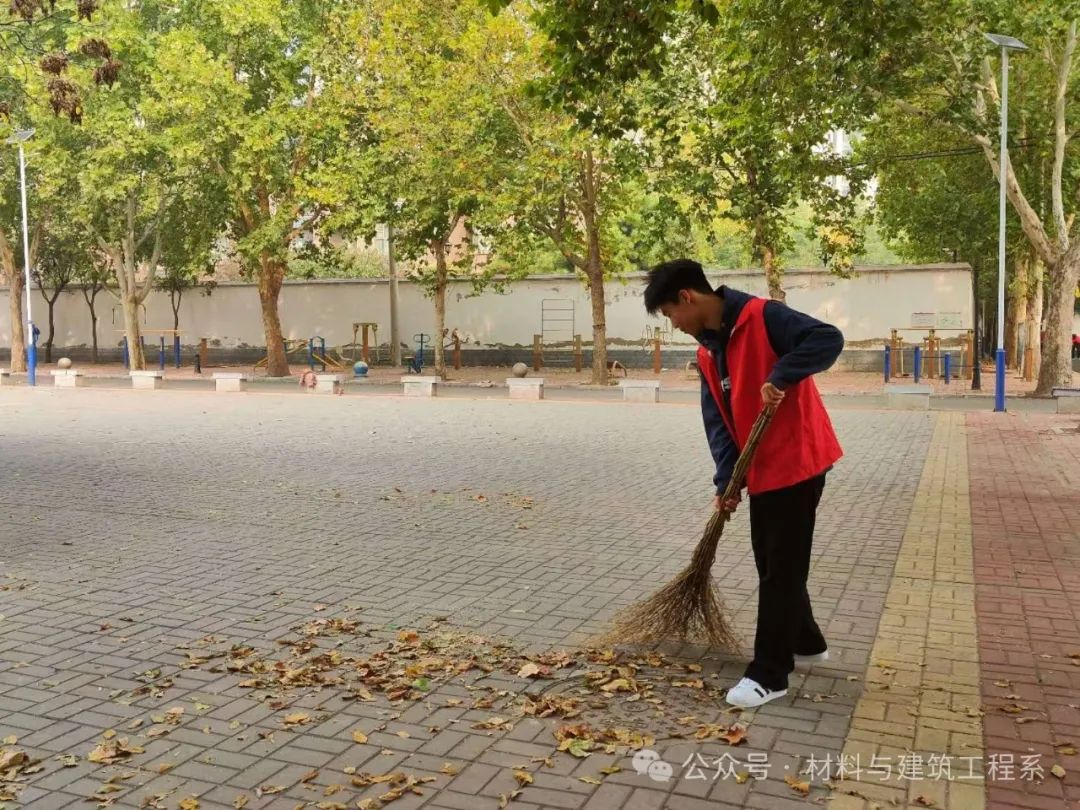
[619,379,661,403]
[213,372,251,392]
[52,369,84,389]
[130,370,164,390]
[314,374,345,394]
[402,376,440,397]
[506,377,544,400]
[883,383,931,410]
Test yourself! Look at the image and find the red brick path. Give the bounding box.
[969,413,1080,809]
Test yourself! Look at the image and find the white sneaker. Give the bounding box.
[794,650,829,664]
[725,677,787,708]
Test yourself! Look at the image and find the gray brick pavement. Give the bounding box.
[0,389,932,808]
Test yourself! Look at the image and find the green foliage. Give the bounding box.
[338,0,522,296]
[287,246,389,280]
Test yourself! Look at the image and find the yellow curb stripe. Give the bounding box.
[835,413,983,810]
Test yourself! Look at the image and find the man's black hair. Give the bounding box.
[643,259,713,315]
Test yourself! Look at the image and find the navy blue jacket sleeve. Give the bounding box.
[762,301,845,390]
[701,376,739,494]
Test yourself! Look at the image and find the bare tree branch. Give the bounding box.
[134,188,176,254]
[973,132,1057,265]
[537,221,586,269]
[137,228,162,303]
[1051,19,1076,251]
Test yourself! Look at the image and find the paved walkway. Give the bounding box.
[0,389,1076,809]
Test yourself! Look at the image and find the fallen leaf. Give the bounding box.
[357,801,379,810]
[300,769,319,783]
[256,786,285,796]
[578,776,602,785]
[155,763,174,774]
[785,774,809,795]
[600,678,632,693]
[439,762,459,776]
[517,662,551,679]
[0,749,26,771]
[1051,764,1066,779]
[102,729,117,740]
[87,738,144,764]
[721,723,748,746]
[513,769,533,786]
[498,789,523,808]
[232,796,248,810]
[1,736,17,745]
[352,730,368,744]
[599,765,621,775]
[394,731,410,739]
[1056,746,1077,756]
[564,739,592,758]
[178,798,199,810]
[284,712,310,726]
[472,716,510,730]
[322,784,343,796]
[914,797,937,807]
[686,663,703,673]
[60,755,79,767]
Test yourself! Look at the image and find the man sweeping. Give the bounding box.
[643,259,844,709]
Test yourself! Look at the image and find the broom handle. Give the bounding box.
[702,403,778,538]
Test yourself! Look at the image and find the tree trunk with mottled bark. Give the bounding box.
[433,240,448,378]
[258,252,289,377]
[1037,251,1080,393]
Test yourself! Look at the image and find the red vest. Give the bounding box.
[698,297,842,495]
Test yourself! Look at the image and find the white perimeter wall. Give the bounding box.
[0,264,973,351]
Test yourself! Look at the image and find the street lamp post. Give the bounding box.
[6,128,36,386]
[984,33,1027,412]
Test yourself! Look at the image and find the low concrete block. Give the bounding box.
[884,383,931,410]
[506,377,544,400]
[52,369,84,389]
[130,370,164,390]
[314,374,345,394]
[213,372,251,392]
[619,379,661,403]
[1053,387,1080,414]
[401,375,440,397]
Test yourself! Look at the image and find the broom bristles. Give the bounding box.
[599,535,739,650]
[598,405,777,652]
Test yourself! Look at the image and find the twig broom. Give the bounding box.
[602,404,777,650]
